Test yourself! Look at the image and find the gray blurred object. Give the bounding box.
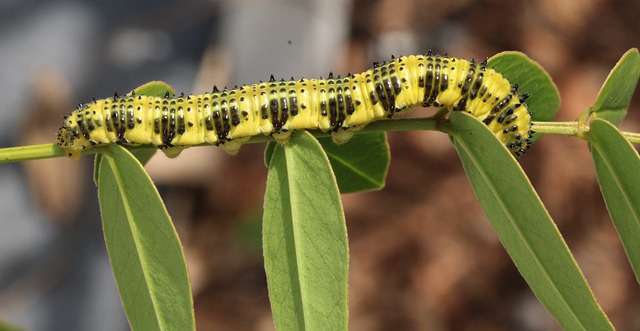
[0,1,210,330]
[220,0,350,84]
[0,3,124,331]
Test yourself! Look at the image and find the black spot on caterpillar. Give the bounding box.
[57,54,532,159]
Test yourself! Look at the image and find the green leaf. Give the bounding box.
[265,141,276,167]
[97,144,194,331]
[94,148,157,185]
[488,52,561,142]
[131,81,177,97]
[93,153,103,186]
[592,48,640,125]
[588,118,640,283]
[318,132,389,193]
[265,132,390,193]
[130,148,159,165]
[445,111,613,331]
[263,131,348,331]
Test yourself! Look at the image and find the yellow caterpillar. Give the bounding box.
[57,54,532,159]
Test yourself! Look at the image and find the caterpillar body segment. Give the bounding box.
[57,54,533,159]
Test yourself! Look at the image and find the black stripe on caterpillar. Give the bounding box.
[57,54,533,159]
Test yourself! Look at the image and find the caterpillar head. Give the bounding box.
[504,121,533,157]
[57,118,89,160]
[492,104,533,158]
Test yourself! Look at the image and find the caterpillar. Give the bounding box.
[57,53,533,160]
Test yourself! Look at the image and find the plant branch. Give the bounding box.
[1,118,638,163]
[531,121,580,136]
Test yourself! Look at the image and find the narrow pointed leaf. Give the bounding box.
[445,111,613,330]
[94,148,157,185]
[97,144,194,331]
[263,131,348,331]
[588,118,640,283]
[593,48,640,125]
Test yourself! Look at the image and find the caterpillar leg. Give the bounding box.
[272,131,292,144]
[66,149,83,160]
[331,126,363,145]
[161,146,186,158]
[219,136,250,155]
[433,107,453,120]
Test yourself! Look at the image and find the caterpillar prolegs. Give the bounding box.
[57,54,533,159]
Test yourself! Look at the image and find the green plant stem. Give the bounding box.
[532,120,640,144]
[531,121,580,136]
[1,118,638,163]
[624,132,640,145]
[0,143,73,163]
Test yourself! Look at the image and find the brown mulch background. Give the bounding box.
[185,1,640,330]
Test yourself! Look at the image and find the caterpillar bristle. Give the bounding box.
[269,74,276,82]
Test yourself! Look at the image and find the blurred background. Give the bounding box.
[0,0,639,330]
